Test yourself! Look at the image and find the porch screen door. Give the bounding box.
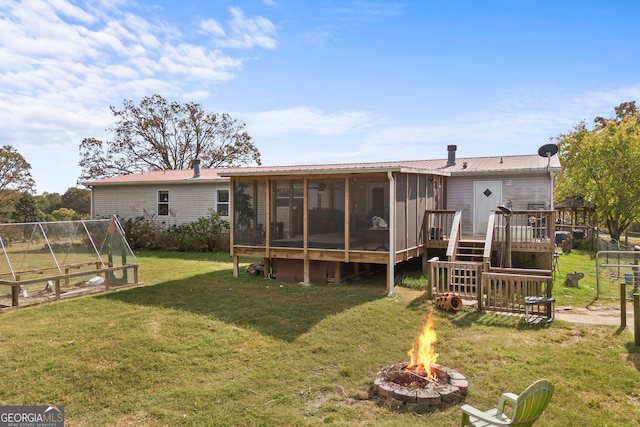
[473,181,502,235]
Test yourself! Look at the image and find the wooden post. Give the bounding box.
[303,258,310,285]
[13,275,20,306]
[634,293,640,346]
[12,284,19,306]
[334,262,341,284]
[476,263,483,311]
[426,260,433,300]
[620,283,627,328]
[55,279,60,301]
[233,255,239,278]
[263,257,270,279]
[504,213,512,268]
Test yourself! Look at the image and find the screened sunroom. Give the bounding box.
[222,164,446,294]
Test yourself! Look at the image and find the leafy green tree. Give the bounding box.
[13,193,45,223]
[0,145,35,220]
[35,192,62,215]
[61,187,90,218]
[554,101,640,241]
[79,94,261,181]
[51,208,76,221]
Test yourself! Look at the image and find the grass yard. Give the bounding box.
[0,250,638,426]
[553,249,599,307]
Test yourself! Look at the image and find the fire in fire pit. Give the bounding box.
[406,306,439,380]
[373,308,467,409]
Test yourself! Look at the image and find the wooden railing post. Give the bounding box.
[620,282,626,328]
[476,263,483,311]
[634,293,640,346]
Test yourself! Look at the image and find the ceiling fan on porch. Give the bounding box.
[308,181,328,193]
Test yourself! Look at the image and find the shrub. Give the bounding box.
[121,217,166,250]
[121,212,229,252]
[168,212,230,252]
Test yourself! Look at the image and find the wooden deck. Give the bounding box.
[425,210,556,321]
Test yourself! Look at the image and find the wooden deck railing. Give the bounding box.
[482,211,496,269]
[445,211,462,261]
[427,209,555,256]
[428,257,553,318]
[481,268,552,316]
[493,210,556,252]
[426,209,556,320]
[428,257,483,308]
[425,210,457,249]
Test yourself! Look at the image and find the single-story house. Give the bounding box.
[84,160,232,225]
[84,146,561,293]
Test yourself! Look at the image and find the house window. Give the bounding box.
[217,189,229,216]
[158,190,169,216]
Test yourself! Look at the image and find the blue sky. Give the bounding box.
[2,0,640,194]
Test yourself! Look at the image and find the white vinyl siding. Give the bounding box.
[91,182,230,225]
[447,173,551,235]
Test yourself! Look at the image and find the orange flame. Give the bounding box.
[406,307,438,380]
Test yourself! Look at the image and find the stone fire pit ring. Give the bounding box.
[373,362,467,409]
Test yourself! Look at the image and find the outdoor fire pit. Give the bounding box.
[373,362,467,409]
[372,308,467,410]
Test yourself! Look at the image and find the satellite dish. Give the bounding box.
[537,143,558,158]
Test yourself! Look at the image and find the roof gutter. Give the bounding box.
[84,178,230,187]
[220,166,450,178]
[448,167,561,176]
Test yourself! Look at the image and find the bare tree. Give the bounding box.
[79,95,261,181]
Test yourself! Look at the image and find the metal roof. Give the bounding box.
[219,154,560,177]
[83,168,231,187]
[84,154,560,186]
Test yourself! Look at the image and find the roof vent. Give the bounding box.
[446,145,457,166]
[192,158,201,178]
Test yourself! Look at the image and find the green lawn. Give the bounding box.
[553,249,600,307]
[0,251,638,426]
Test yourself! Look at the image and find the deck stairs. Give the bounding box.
[454,239,486,263]
[447,238,485,297]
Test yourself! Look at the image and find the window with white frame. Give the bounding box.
[217,189,229,216]
[158,190,169,216]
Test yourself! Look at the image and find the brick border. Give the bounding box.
[373,362,467,409]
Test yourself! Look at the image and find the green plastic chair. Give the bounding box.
[460,379,554,427]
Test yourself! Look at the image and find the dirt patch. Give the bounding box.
[555,303,635,331]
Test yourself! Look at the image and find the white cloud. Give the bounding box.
[48,0,97,24]
[247,107,373,136]
[209,7,277,49]
[303,26,339,47]
[200,19,226,37]
[0,0,278,193]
